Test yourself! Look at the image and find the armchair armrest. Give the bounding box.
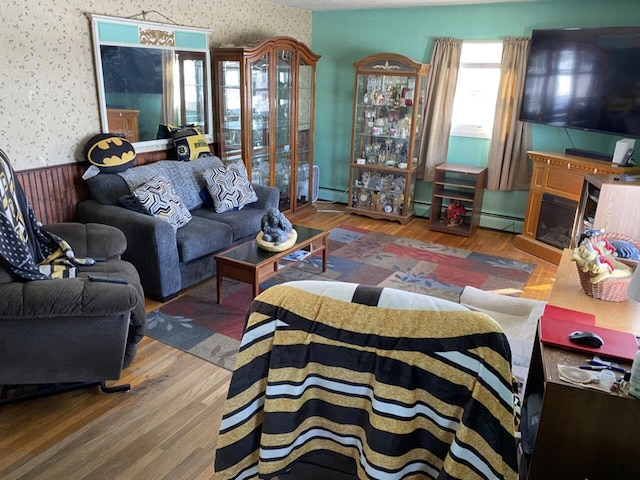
[43,222,128,259]
[0,278,139,319]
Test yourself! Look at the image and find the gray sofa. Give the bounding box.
[78,156,279,302]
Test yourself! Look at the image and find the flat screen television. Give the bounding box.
[520,26,640,139]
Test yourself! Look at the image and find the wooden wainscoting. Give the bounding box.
[17,162,89,224]
[16,150,173,224]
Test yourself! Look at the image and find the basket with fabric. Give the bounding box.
[573,232,639,302]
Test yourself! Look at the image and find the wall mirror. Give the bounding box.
[90,14,214,151]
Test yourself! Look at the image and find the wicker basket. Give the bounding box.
[575,233,639,302]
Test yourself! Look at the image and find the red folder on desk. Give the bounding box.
[540,305,639,361]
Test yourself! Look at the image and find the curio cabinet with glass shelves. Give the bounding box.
[346,53,430,224]
[212,37,320,217]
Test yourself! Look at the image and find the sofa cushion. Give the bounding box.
[202,161,258,213]
[191,205,265,241]
[175,216,233,262]
[132,175,192,230]
[86,173,130,206]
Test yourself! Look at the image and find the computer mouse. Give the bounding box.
[568,330,604,348]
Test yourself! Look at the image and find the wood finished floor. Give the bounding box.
[0,205,557,480]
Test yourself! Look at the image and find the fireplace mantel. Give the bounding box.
[514,151,640,264]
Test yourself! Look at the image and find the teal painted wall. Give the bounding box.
[311,0,640,230]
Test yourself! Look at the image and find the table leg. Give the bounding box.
[322,239,328,272]
[217,271,223,304]
[253,271,260,298]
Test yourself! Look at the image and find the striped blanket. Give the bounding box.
[215,282,518,480]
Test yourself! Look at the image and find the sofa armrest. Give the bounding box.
[43,222,128,259]
[77,200,182,300]
[251,183,280,211]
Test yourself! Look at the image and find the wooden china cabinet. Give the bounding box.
[212,37,320,218]
[346,53,430,224]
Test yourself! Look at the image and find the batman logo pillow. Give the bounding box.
[84,134,136,172]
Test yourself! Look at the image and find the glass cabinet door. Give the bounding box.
[353,73,415,169]
[296,61,314,209]
[216,60,242,162]
[275,49,293,211]
[249,54,271,187]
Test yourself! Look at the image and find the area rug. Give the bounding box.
[146,224,538,371]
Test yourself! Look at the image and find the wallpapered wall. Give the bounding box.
[0,0,311,171]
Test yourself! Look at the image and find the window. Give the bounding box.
[450,41,503,139]
[177,52,208,130]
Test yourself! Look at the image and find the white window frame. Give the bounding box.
[450,40,503,139]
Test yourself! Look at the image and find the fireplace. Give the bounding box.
[513,151,629,265]
[535,194,577,250]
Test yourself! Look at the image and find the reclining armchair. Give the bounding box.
[0,149,146,403]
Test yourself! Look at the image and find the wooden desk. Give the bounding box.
[523,249,640,480]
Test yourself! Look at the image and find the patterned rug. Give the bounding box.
[146,225,537,370]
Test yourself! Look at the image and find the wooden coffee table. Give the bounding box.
[214,225,329,303]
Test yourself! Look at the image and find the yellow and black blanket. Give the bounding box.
[0,149,93,280]
[215,283,519,480]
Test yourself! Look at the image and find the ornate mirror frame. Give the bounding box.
[90,14,214,152]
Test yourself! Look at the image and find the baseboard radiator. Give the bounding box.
[317,187,523,233]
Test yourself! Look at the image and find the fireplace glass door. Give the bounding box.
[535,193,578,249]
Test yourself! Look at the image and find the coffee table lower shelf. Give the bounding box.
[214,226,328,304]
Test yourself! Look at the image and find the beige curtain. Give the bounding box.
[418,38,462,182]
[162,51,178,126]
[487,37,532,191]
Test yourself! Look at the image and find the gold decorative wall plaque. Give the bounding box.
[138,28,175,46]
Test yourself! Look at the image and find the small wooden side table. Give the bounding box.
[214,225,328,303]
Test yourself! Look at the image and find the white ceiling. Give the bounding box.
[263,0,534,11]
